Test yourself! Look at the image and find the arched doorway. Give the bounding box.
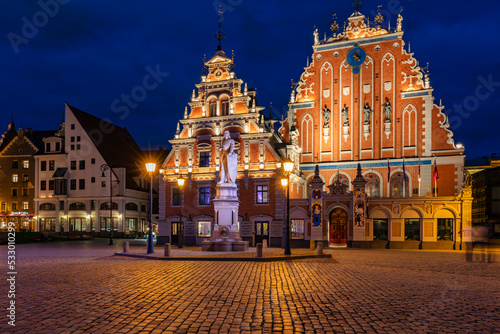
[329,208,348,246]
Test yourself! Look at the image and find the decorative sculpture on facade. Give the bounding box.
[322,105,331,127]
[218,130,237,184]
[363,103,371,125]
[341,104,349,126]
[384,99,392,123]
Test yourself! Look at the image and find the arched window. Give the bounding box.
[39,203,56,210]
[390,172,409,197]
[100,202,118,210]
[221,98,229,116]
[333,174,349,188]
[69,202,86,210]
[209,100,217,117]
[364,173,380,197]
[125,202,138,211]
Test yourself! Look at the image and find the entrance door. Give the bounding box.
[171,222,179,245]
[329,208,348,246]
[255,221,269,246]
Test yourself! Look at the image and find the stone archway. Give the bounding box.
[329,207,348,246]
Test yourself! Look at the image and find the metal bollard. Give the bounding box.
[316,242,324,255]
[262,239,268,249]
[164,243,171,257]
[256,243,263,258]
[123,241,129,253]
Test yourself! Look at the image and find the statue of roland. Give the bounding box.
[219,130,238,184]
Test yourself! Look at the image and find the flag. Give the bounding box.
[387,158,390,183]
[433,157,439,181]
[418,158,421,182]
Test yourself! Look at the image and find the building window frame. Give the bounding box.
[256,185,269,204]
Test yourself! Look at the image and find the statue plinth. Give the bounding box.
[202,183,249,251]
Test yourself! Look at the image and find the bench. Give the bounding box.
[67,235,82,240]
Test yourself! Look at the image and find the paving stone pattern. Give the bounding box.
[0,239,499,333]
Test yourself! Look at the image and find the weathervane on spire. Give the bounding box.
[352,0,363,12]
[330,14,339,33]
[374,5,384,25]
[215,5,226,52]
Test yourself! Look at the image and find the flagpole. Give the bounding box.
[402,157,405,198]
[418,158,421,197]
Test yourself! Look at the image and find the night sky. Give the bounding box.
[2,0,499,159]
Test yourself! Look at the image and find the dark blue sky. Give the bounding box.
[2,0,499,159]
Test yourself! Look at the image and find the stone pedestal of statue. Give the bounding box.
[201,183,249,251]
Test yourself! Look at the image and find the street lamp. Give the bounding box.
[145,162,156,254]
[177,174,186,248]
[282,157,294,256]
[101,164,114,246]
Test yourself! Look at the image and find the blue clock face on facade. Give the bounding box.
[346,46,366,73]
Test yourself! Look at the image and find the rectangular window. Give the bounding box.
[22,174,28,182]
[49,160,55,171]
[71,136,75,142]
[46,143,51,152]
[437,218,453,241]
[198,221,212,237]
[22,188,28,196]
[60,201,65,211]
[404,218,420,241]
[69,218,86,232]
[71,124,75,130]
[23,160,29,168]
[91,200,95,210]
[11,202,17,210]
[413,188,418,195]
[199,151,210,167]
[79,179,85,190]
[70,179,76,190]
[23,202,29,210]
[41,161,47,171]
[12,189,18,196]
[41,180,46,191]
[124,218,138,232]
[141,205,146,212]
[91,177,95,183]
[91,158,95,164]
[12,174,18,182]
[77,136,81,142]
[256,185,268,204]
[55,179,67,195]
[76,144,80,150]
[70,161,76,170]
[55,142,60,151]
[172,188,180,206]
[71,144,75,150]
[373,219,388,240]
[49,180,55,190]
[1,202,6,211]
[79,160,85,170]
[291,219,305,239]
[12,161,18,169]
[199,187,210,205]
[101,181,106,187]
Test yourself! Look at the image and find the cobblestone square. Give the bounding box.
[1,239,499,333]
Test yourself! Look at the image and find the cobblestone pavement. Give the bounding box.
[1,239,499,333]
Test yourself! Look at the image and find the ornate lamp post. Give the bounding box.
[145,162,156,254]
[177,175,186,248]
[101,164,114,246]
[281,157,294,256]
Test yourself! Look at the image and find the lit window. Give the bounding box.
[373,219,388,240]
[256,185,268,204]
[23,160,29,168]
[199,187,210,205]
[22,174,28,182]
[404,218,420,241]
[364,173,380,197]
[437,218,453,240]
[198,221,212,237]
[12,174,18,182]
[391,172,409,197]
[23,202,29,210]
[291,219,304,239]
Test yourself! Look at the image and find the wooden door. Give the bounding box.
[255,221,269,246]
[329,208,348,246]
[171,222,179,245]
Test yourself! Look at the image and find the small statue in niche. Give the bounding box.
[322,105,331,127]
[363,103,372,125]
[384,98,392,123]
[341,104,349,126]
